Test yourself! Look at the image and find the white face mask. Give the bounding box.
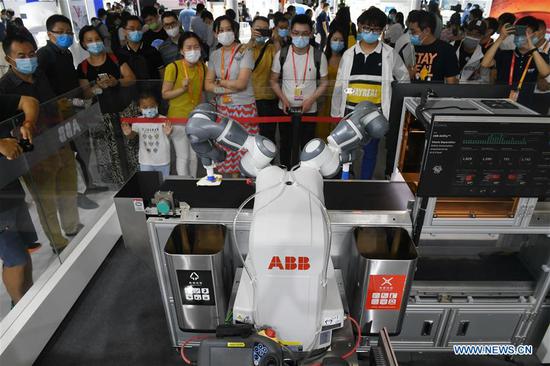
[217,31,235,46]
[184,49,201,64]
[166,27,179,38]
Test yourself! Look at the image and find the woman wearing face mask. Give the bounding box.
[162,32,206,177]
[205,16,258,177]
[77,25,136,185]
[317,30,345,139]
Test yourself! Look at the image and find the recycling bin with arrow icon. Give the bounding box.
[164,224,231,331]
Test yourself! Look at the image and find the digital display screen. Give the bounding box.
[418,117,550,198]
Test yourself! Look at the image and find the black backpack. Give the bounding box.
[278,45,323,83]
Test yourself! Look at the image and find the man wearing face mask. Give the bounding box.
[116,15,163,80]
[270,14,328,167]
[482,16,550,107]
[409,10,459,83]
[159,11,183,65]
[497,13,516,51]
[454,20,487,82]
[331,6,409,180]
[272,12,290,52]
[0,35,82,253]
[532,19,550,115]
[141,6,168,49]
[248,16,279,146]
[38,15,103,209]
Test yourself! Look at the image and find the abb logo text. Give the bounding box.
[268,256,310,270]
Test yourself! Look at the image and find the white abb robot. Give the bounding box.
[185,103,388,352]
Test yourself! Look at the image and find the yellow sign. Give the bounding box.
[227,342,246,348]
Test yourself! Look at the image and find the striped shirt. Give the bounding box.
[345,42,383,115]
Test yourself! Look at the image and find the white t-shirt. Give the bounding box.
[132,117,171,166]
[272,46,328,113]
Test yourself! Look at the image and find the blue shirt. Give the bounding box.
[179,8,196,31]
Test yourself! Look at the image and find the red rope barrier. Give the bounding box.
[120,115,341,124]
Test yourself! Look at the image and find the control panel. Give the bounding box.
[417,115,550,198]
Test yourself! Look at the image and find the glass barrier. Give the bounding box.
[0,76,548,322]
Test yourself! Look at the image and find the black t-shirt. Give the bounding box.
[413,39,459,82]
[142,29,168,49]
[0,94,26,212]
[116,43,163,80]
[77,55,122,113]
[316,11,328,34]
[495,49,549,108]
[37,41,80,96]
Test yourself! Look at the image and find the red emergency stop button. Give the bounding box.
[508,174,517,181]
[265,329,276,338]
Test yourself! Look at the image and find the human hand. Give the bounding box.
[499,23,514,40]
[301,97,314,113]
[121,122,132,136]
[281,97,290,114]
[0,138,23,160]
[163,121,173,135]
[20,122,34,143]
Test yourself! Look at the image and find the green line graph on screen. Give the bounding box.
[463,133,530,146]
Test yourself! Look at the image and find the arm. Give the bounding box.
[118,62,136,86]
[270,71,290,113]
[525,33,550,78]
[162,64,188,100]
[219,67,252,92]
[331,59,345,117]
[78,78,95,99]
[18,96,39,142]
[303,75,328,113]
[481,24,512,68]
[204,67,223,93]
[445,76,459,84]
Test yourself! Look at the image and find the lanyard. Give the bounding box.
[508,53,533,91]
[182,60,204,104]
[291,46,310,87]
[221,46,238,80]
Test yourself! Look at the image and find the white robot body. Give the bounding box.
[233,165,344,351]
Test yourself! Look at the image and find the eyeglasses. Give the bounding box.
[358,26,383,34]
[164,21,179,29]
[50,30,75,36]
[291,31,311,37]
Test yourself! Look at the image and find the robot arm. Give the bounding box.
[300,101,389,178]
[186,103,277,178]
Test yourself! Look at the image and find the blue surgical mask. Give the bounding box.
[55,34,74,49]
[278,28,289,38]
[86,41,105,55]
[410,33,422,46]
[359,31,379,44]
[514,36,526,48]
[12,57,38,75]
[330,40,345,53]
[292,36,309,49]
[255,36,269,44]
[142,106,158,118]
[128,30,143,43]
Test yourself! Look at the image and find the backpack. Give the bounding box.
[278,45,323,83]
[81,53,119,78]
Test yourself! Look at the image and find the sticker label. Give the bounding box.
[365,274,406,310]
[132,198,144,212]
[177,270,216,306]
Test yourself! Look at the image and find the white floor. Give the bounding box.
[0,189,116,319]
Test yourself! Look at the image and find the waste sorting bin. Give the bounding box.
[351,227,417,335]
[164,224,231,332]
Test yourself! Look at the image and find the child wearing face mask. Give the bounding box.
[122,92,172,178]
[161,31,205,177]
